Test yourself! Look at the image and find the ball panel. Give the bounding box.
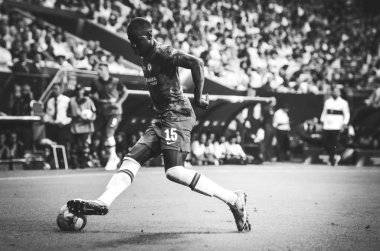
[57,205,87,231]
[57,213,72,231]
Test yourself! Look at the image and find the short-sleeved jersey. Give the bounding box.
[91,77,124,115]
[142,41,195,120]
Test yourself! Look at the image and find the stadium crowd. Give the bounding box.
[1,0,380,168]
[28,0,380,94]
[0,1,141,75]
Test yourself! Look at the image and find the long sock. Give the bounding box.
[97,158,140,206]
[97,172,131,206]
[196,174,238,205]
[108,146,117,158]
[166,166,238,205]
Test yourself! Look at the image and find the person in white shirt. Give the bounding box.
[0,39,12,72]
[214,135,228,164]
[320,87,350,166]
[191,133,206,166]
[273,104,291,161]
[225,135,247,165]
[44,83,72,147]
[204,138,219,165]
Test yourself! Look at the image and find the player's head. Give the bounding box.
[98,63,109,79]
[127,17,153,57]
[75,83,86,97]
[51,83,62,97]
[331,86,341,99]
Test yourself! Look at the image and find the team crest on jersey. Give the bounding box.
[147,63,152,71]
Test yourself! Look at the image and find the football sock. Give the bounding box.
[165,166,238,205]
[108,146,117,158]
[97,157,141,206]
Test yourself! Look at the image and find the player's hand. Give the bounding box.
[194,94,209,109]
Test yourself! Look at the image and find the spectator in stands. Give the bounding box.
[320,87,350,166]
[7,132,25,159]
[262,100,276,161]
[297,117,323,147]
[43,82,72,146]
[0,133,10,160]
[247,119,265,164]
[8,84,22,115]
[29,53,46,74]
[56,55,74,70]
[273,104,291,161]
[225,135,248,165]
[191,133,206,166]
[204,138,219,165]
[12,51,31,73]
[8,83,33,116]
[351,82,380,134]
[115,131,127,159]
[0,39,12,72]
[214,135,228,165]
[68,83,96,168]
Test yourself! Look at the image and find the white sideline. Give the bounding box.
[0,167,377,181]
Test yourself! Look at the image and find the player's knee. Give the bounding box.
[165,166,180,182]
[117,157,141,183]
[104,137,116,147]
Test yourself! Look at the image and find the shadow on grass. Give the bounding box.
[94,231,238,248]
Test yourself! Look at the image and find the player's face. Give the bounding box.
[332,88,340,98]
[128,34,151,57]
[52,85,61,97]
[98,66,109,79]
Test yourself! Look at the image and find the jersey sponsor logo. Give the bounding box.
[147,63,152,71]
[145,76,158,86]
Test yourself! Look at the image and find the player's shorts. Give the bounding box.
[136,116,196,155]
[96,114,121,138]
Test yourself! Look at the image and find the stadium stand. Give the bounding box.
[23,0,380,94]
[1,0,380,169]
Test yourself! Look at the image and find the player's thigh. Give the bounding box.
[104,114,121,138]
[127,126,161,165]
[162,149,189,171]
[126,143,156,165]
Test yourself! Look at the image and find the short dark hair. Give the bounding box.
[127,17,152,37]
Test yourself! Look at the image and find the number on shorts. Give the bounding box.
[164,128,177,141]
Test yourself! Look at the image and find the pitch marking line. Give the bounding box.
[0,168,378,181]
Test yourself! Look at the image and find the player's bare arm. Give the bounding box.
[115,85,129,107]
[175,51,209,109]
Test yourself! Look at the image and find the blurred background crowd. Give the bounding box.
[0,0,380,168]
[28,0,380,94]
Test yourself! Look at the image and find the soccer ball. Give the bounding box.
[56,205,87,231]
[81,109,93,120]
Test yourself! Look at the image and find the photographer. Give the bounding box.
[68,83,96,168]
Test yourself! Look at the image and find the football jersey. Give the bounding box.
[320,96,350,130]
[142,41,195,120]
[91,77,124,115]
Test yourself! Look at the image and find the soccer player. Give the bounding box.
[91,63,129,170]
[67,17,251,232]
[320,87,350,166]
